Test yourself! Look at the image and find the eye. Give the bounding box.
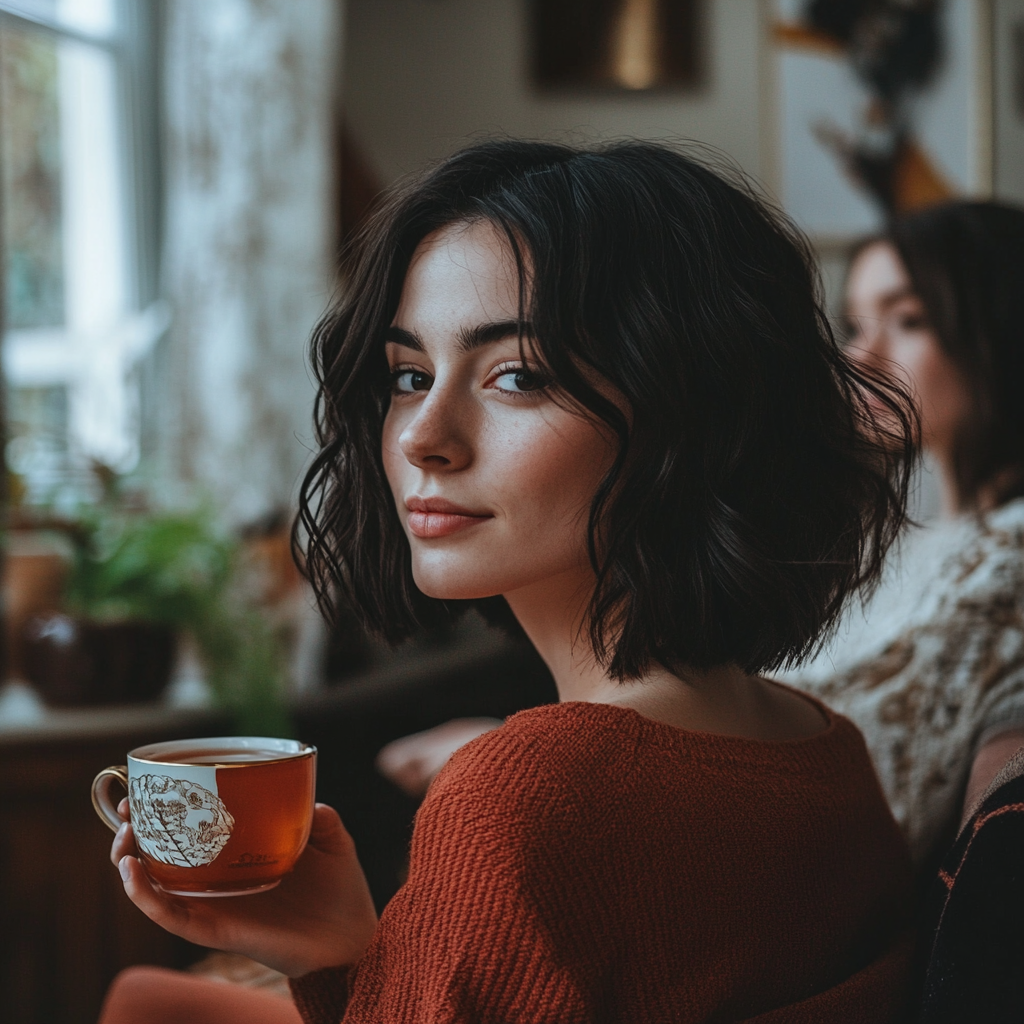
[390,368,433,394]
[492,364,550,396]
[896,311,929,332]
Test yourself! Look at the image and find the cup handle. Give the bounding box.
[91,766,129,833]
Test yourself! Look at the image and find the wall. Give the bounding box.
[994,0,1024,205]
[160,0,340,524]
[340,0,962,528]
[344,0,769,186]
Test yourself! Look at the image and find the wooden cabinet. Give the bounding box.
[0,709,227,1024]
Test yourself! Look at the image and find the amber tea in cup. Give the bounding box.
[92,736,316,896]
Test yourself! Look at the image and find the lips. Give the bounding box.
[405,497,492,539]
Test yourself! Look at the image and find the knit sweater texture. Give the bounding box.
[290,700,913,1023]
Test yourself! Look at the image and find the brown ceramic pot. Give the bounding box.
[23,614,176,707]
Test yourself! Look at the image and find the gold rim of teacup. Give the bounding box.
[128,742,316,769]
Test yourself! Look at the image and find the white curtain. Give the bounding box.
[160,0,341,524]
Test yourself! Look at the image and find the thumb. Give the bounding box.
[306,803,356,856]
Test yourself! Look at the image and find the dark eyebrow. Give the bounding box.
[875,287,920,311]
[457,319,533,353]
[383,320,533,355]
[383,325,423,351]
[844,287,921,321]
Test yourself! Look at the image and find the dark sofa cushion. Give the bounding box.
[918,746,1024,1024]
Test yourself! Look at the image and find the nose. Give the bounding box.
[397,388,473,471]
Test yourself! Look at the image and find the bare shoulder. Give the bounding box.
[753,678,831,742]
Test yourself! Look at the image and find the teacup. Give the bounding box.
[92,736,316,896]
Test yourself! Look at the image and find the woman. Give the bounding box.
[385,200,1024,872]
[101,141,915,1024]
[787,202,1024,867]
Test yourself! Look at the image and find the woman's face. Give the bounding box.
[844,241,972,455]
[382,220,616,602]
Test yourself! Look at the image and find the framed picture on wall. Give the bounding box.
[993,0,1024,204]
[530,0,703,92]
[763,0,993,246]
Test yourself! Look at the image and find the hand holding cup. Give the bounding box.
[110,800,377,977]
[94,737,377,977]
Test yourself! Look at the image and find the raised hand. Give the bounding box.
[111,800,378,978]
[376,717,503,797]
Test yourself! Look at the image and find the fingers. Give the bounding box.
[307,803,356,856]
[118,855,188,934]
[377,738,439,796]
[391,759,434,798]
[110,799,136,866]
[375,740,412,781]
[376,719,502,795]
[110,821,138,866]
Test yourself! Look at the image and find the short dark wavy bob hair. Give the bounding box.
[296,139,915,679]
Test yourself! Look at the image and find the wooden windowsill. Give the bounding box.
[0,621,517,746]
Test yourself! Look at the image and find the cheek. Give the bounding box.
[381,407,407,497]
[911,342,972,443]
[493,414,613,536]
[409,410,616,600]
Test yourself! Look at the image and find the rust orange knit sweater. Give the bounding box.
[290,700,913,1024]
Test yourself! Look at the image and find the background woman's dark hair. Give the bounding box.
[886,201,1024,507]
[296,139,915,679]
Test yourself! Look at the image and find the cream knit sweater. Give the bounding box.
[784,498,1024,864]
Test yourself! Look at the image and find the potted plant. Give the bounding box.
[23,503,291,735]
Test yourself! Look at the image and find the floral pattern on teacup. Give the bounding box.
[130,774,235,867]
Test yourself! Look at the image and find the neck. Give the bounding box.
[503,567,611,702]
[502,570,756,714]
[501,572,827,741]
[930,447,1008,519]
[932,448,963,520]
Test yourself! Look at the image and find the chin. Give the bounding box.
[410,553,511,602]
[413,576,500,602]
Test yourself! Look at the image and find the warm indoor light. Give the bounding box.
[610,0,660,90]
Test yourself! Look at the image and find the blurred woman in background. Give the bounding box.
[789,201,1024,866]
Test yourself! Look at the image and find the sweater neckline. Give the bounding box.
[530,685,841,755]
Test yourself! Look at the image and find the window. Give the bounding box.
[0,0,162,507]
